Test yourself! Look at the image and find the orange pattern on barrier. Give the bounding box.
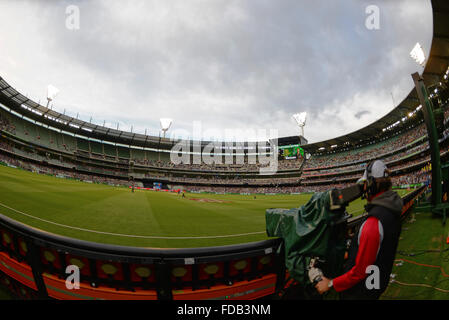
[172,274,277,300]
[42,272,158,300]
[0,251,37,291]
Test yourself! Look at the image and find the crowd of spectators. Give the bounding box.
[135,157,304,173]
[305,123,428,169]
[392,171,431,186]
[182,182,361,194]
[301,174,360,185]
[0,144,431,195]
[0,148,130,187]
[0,113,16,135]
[302,141,430,179]
[183,185,305,194]
[390,156,431,172]
[181,169,429,195]
[0,139,13,152]
[1,105,446,196]
[150,174,301,186]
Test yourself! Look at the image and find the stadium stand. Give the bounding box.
[0,0,448,300]
[0,100,448,193]
[4,96,445,196]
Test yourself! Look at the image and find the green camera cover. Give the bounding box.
[266,191,347,285]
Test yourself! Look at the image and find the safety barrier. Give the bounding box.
[0,214,284,300]
[347,186,426,229]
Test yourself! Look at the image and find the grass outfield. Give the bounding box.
[0,165,409,248]
[381,210,449,300]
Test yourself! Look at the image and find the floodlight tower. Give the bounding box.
[410,42,426,69]
[292,112,307,137]
[158,118,173,161]
[46,85,60,109]
[160,118,173,138]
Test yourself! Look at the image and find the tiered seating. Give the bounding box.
[118,146,130,159]
[76,138,90,152]
[62,135,77,153]
[305,123,428,170]
[90,141,103,155]
[103,143,117,158]
[1,104,445,194]
[130,149,145,161]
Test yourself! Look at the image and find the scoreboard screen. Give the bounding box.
[279,144,304,160]
[153,182,162,190]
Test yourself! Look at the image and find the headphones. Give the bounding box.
[366,161,375,186]
[364,160,389,198]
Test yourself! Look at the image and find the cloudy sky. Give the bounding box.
[0,0,433,143]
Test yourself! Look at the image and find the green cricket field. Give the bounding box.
[0,165,409,248]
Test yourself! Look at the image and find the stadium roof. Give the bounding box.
[302,0,449,154]
[0,0,448,154]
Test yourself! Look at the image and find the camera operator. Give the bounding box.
[315,160,403,300]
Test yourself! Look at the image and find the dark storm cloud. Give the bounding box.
[355,110,371,119]
[0,0,433,142]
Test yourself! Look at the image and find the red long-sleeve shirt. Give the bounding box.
[333,216,384,292]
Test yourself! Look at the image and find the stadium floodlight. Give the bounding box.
[160,118,173,138]
[46,85,60,108]
[410,42,426,67]
[292,112,307,137]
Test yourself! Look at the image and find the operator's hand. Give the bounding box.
[308,267,323,284]
[315,277,332,295]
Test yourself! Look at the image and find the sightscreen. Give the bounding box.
[153,182,162,190]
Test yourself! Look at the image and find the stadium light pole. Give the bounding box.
[412,72,447,224]
[46,85,60,109]
[292,112,307,137]
[410,42,426,69]
[410,41,448,223]
[159,118,173,161]
[160,118,173,139]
